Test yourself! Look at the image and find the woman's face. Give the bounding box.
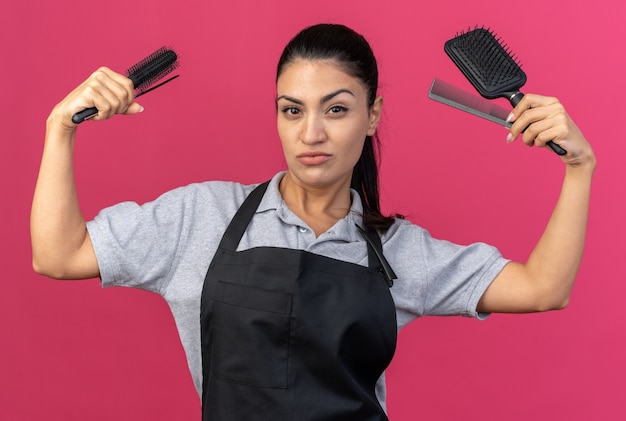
[276,59,382,191]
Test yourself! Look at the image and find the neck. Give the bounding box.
[279,172,352,236]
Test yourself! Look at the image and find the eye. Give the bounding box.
[327,105,348,115]
[281,106,301,118]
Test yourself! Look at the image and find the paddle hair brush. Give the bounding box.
[444,27,566,156]
[72,46,180,124]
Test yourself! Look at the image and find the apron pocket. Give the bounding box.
[211,281,292,389]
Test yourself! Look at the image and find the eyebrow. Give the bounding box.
[276,88,356,105]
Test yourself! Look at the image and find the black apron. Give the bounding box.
[200,181,397,420]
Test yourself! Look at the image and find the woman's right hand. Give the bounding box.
[32,67,142,280]
[49,67,143,131]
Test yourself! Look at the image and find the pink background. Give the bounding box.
[2,0,624,419]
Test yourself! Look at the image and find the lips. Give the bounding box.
[296,151,331,165]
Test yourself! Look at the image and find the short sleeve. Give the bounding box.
[418,229,508,317]
[384,221,510,327]
[86,187,194,294]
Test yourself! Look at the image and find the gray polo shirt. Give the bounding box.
[87,171,509,411]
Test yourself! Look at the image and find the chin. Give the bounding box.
[288,168,351,190]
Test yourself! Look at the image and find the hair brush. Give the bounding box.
[444,27,566,156]
[72,46,180,124]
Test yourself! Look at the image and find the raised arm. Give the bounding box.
[477,94,596,313]
[31,67,143,279]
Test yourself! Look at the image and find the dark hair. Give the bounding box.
[276,23,401,232]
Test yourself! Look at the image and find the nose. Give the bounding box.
[300,114,327,145]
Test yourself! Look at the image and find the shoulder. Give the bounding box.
[143,178,265,218]
[159,179,254,204]
[381,218,502,265]
[89,178,267,240]
[381,218,425,246]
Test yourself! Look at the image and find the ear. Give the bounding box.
[367,96,383,136]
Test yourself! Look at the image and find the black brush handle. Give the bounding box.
[72,107,98,124]
[509,93,567,156]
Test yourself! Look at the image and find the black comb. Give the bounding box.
[445,27,566,156]
[72,46,180,124]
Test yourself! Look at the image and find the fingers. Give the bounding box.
[506,94,566,148]
[82,67,144,120]
[84,68,133,117]
[505,94,595,167]
[53,67,143,128]
[124,102,145,115]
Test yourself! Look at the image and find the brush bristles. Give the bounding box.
[454,27,521,85]
[445,26,526,98]
[126,46,179,95]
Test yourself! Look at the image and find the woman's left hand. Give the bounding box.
[506,94,595,168]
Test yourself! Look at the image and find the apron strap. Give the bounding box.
[356,224,397,287]
[217,181,270,251]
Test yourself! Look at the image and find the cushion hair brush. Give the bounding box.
[444,27,566,156]
[72,46,180,124]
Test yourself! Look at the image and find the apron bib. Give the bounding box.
[200,181,397,420]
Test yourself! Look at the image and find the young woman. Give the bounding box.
[31,24,595,420]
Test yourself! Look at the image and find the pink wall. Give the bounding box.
[2,0,624,419]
